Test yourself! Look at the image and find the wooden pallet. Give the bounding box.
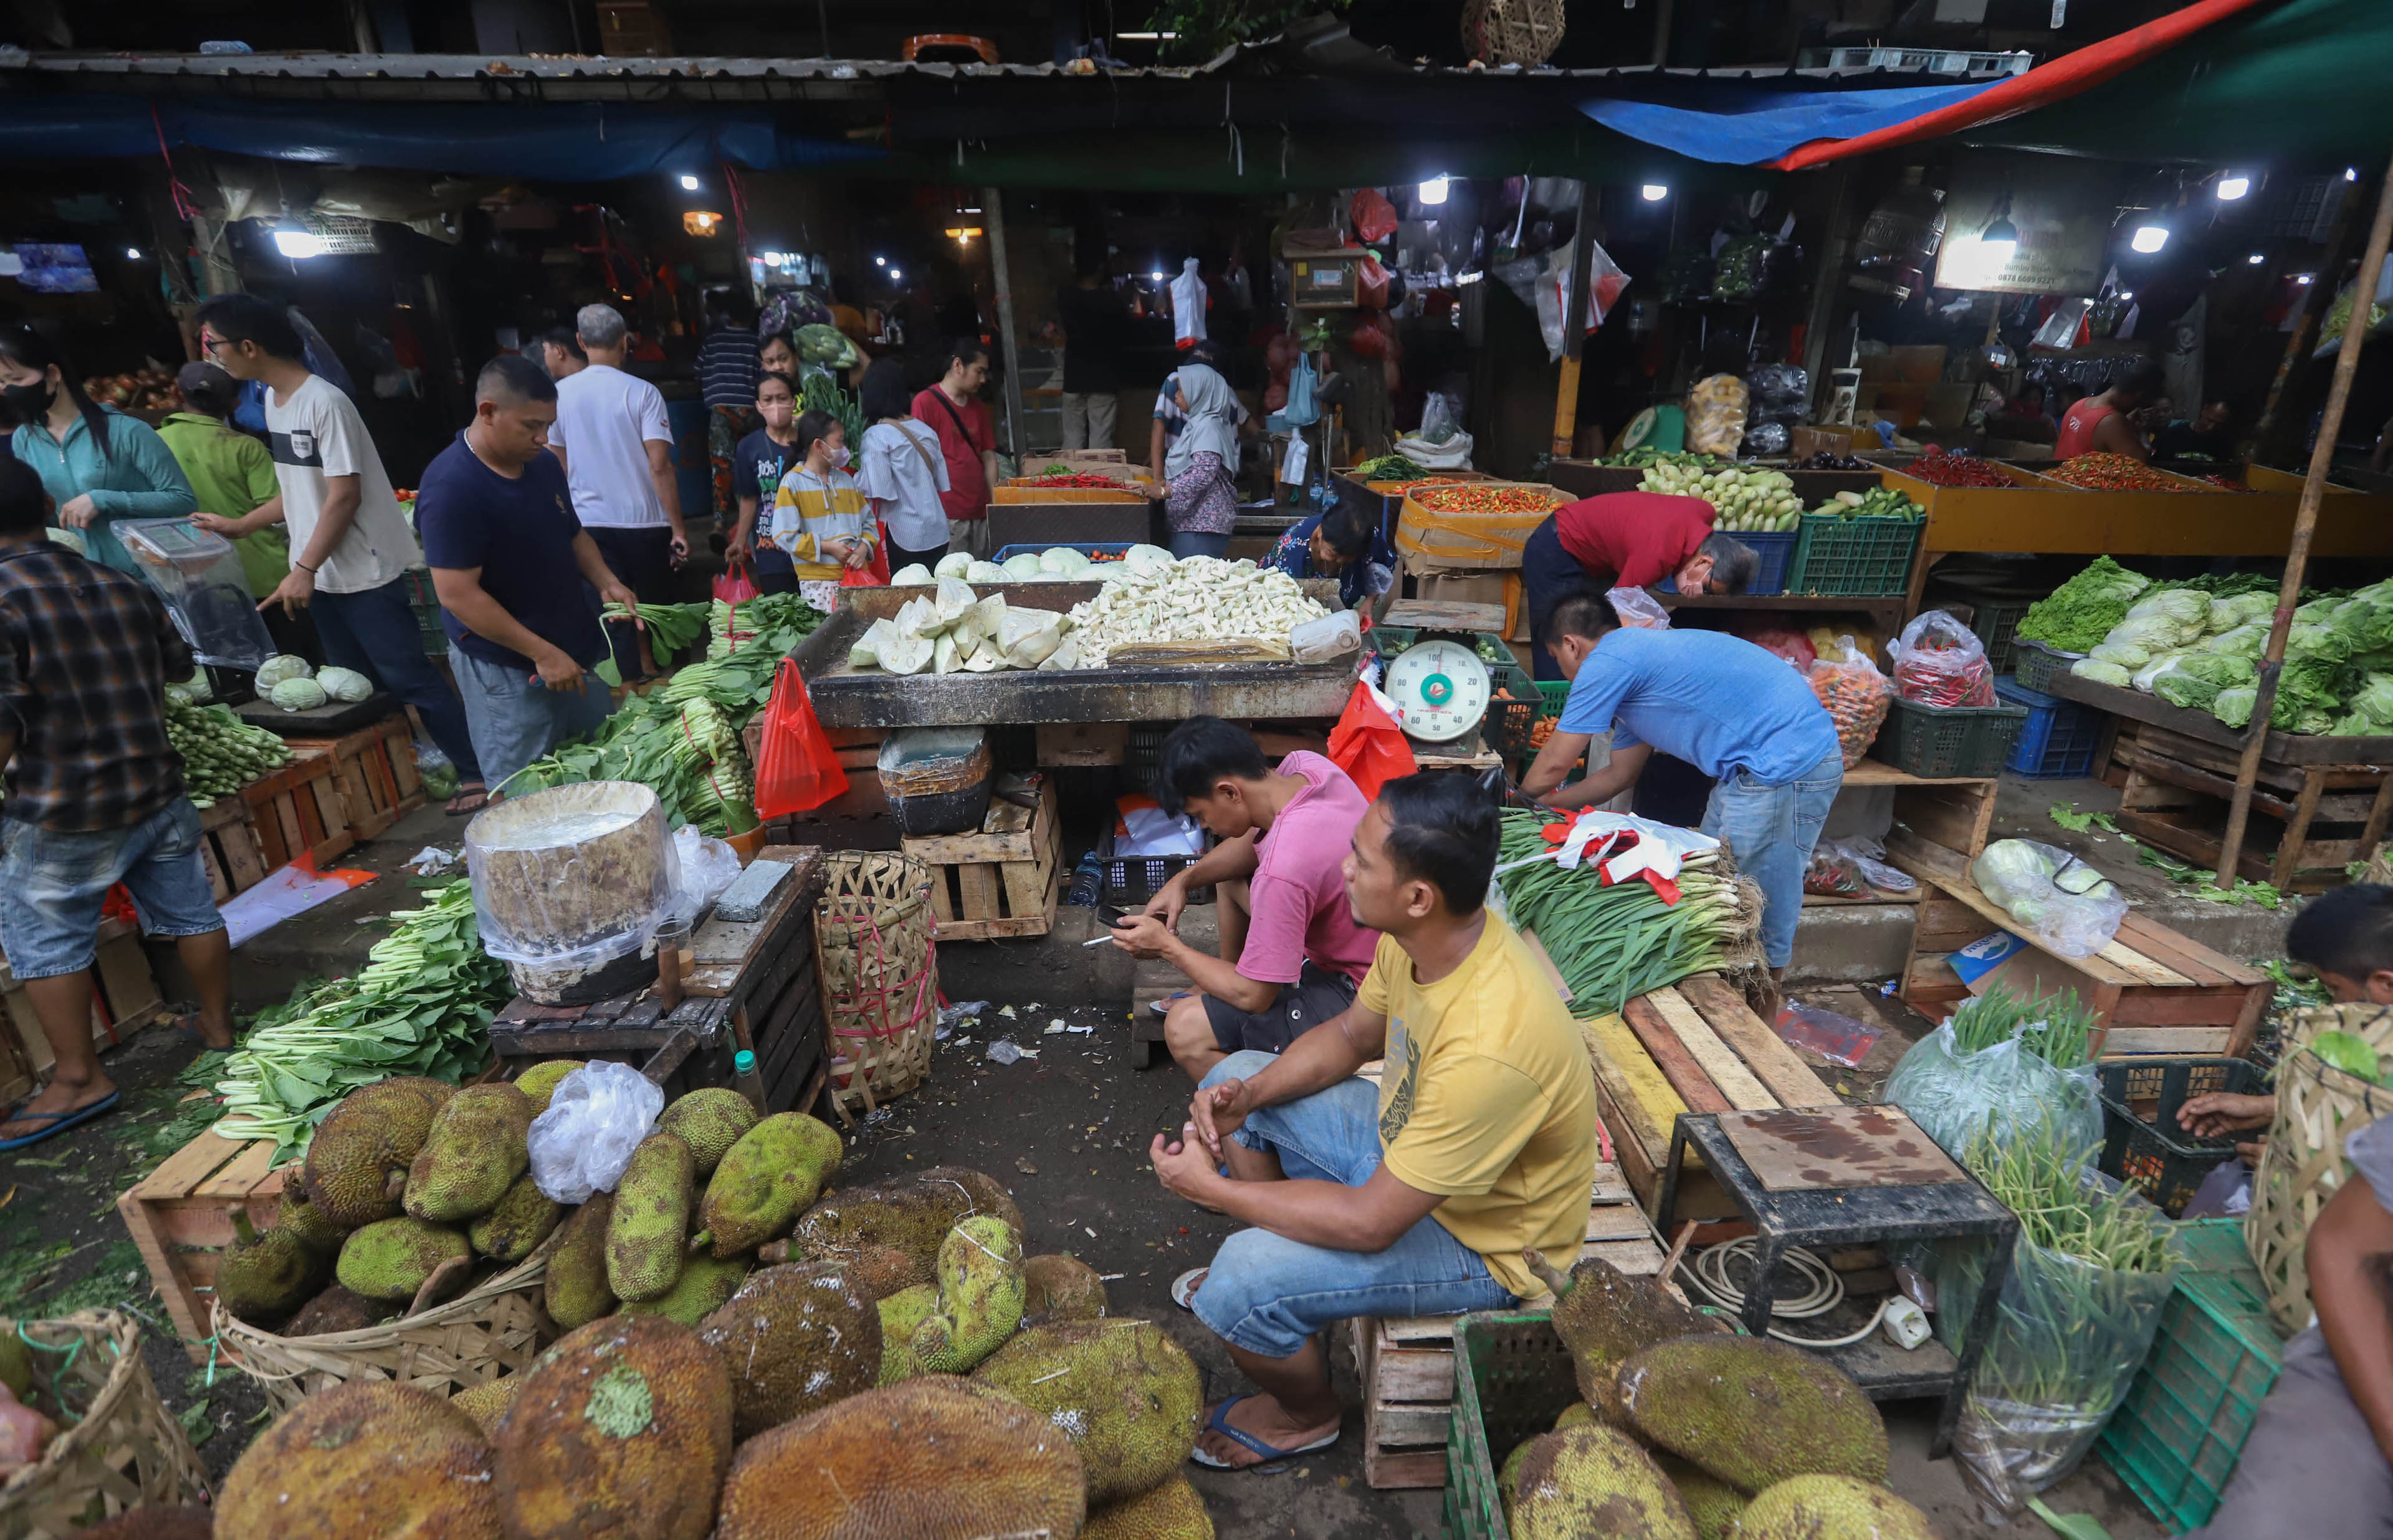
[902,781,1061,942]
[0,926,170,1103]
[196,751,354,901]
[2114,723,2393,893]
[284,713,424,841]
[1892,838,2272,1058]
[118,1129,294,1359]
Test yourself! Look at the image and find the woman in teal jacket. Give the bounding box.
[1,326,194,571]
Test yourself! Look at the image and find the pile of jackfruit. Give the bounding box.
[1502,1255,1937,1540]
[208,1065,1213,1540]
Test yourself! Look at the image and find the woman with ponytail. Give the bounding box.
[1,325,195,572]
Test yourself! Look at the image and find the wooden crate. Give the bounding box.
[284,713,424,841]
[1034,721,1128,766]
[118,1129,293,1360]
[2114,723,2393,893]
[1,924,172,1103]
[196,751,353,901]
[901,782,1061,942]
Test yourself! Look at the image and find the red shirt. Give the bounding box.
[1551,492,1715,589]
[912,386,995,522]
[2054,398,2117,460]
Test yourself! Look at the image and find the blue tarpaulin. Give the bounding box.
[1580,81,1997,166]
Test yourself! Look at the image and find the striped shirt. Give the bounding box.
[698,327,761,409]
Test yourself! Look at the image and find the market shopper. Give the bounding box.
[1,324,196,573]
[532,327,586,381]
[913,338,998,560]
[758,331,801,383]
[0,459,235,1150]
[1054,260,1127,452]
[196,294,487,814]
[1150,340,1250,487]
[1149,772,1597,1469]
[2053,358,2167,462]
[1267,500,1390,610]
[697,292,762,522]
[1109,718,1378,1083]
[854,359,950,574]
[725,371,803,596]
[766,409,875,612]
[1160,363,1243,561]
[163,362,315,660]
[1524,592,1842,984]
[417,355,635,793]
[1520,489,1757,679]
[549,303,689,683]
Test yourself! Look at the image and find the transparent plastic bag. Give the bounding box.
[669,825,744,923]
[1807,642,1893,768]
[1685,373,1749,457]
[1890,609,1995,707]
[1883,1022,2103,1161]
[114,517,276,671]
[1606,586,1671,630]
[526,1060,666,1204]
[464,782,678,971]
[1803,844,1870,897]
[1970,839,2129,959]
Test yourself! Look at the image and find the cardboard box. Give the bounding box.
[1409,567,1526,642]
[1394,483,1564,571]
[1,928,169,1090]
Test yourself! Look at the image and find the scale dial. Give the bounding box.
[1383,639,1494,744]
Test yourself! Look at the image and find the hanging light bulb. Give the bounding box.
[2130,225,2169,254]
[2215,176,2250,201]
[1419,176,1450,206]
[1641,184,1669,202]
[274,229,326,259]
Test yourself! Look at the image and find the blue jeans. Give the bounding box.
[311,577,484,784]
[451,645,616,794]
[1701,751,1843,968]
[0,802,224,979]
[1168,531,1231,560]
[1192,1051,1516,1359]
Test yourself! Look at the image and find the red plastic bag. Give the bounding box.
[1327,680,1418,802]
[1350,189,1398,245]
[752,657,849,819]
[713,563,760,608]
[1357,253,1391,310]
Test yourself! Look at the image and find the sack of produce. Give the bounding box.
[1806,638,1891,769]
[1889,610,1995,708]
[1683,373,1749,457]
[1969,839,2127,959]
[1884,984,2103,1161]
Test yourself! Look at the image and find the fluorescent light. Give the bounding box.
[1419,176,1450,206]
[2215,176,2250,201]
[273,229,325,259]
[679,174,701,191]
[760,251,783,264]
[2120,291,2134,301]
[2297,274,2313,284]
[1116,31,1175,39]
[1641,184,1669,202]
[1454,270,1484,285]
[2249,252,2266,264]
[2130,225,2169,254]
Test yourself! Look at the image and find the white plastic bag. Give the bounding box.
[527,1060,664,1204]
[1169,257,1206,348]
[669,825,743,923]
[1969,839,2129,959]
[1606,586,1671,630]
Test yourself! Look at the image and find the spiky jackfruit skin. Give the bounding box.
[714,1377,1086,1540]
[1499,1439,1534,1524]
[512,1060,583,1116]
[1616,1336,1888,1495]
[277,1167,348,1253]
[402,1083,530,1224]
[657,1088,760,1176]
[75,1506,216,1540]
[607,1131,695,1302]
[466,1171,562,1263]
[284,1285,395,1338]
[1082,1476,1214,1540]
[972,1319,1203,1507]
[699,1260,882,1438]
[1022,1252,1109,1324]
[910,1215,1025,1375]
[1551,1257,1728,1418]
[1509,1424,1696,1540]
[786,1165,1022,1289]
[700,1113,843,1256]
[216,1380,499,1540]
[0,1332,30,1402]
[1554,1402,1597,1432]
[452,1374,522,1437]
[1734,1475,1935,1539]
[619,1254,751,1327]
[543,1193,615,1329]
[493,1316,734,1540]
[335,1216,469,1302]
[301,1077,454,1229]
[876,1283,939,1385]
[1655,1453,1747,1540]
[216,1214,328,1324]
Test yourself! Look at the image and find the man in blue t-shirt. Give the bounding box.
[1521,591,1842,978]
[415,355,639,792]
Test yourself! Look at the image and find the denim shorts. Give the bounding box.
[1201,962,1360,1055]
[1701,751,1844,969]
[1191,1050,1516,1359]
[0,801,225,979]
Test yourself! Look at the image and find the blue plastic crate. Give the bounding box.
[989,541,1139,567]
[1995,676,2104,779]
[1730,528,1798,596]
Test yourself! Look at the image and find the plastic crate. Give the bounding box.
[1097,846,1208,907]
[1482,657,1539,759]
[988,541,1137,566]
[2012,638,2083,694]
[1787,513,1924,596]
[401,567,446,655]
[1967,599,2034,675]
[1728,528,1798,597]
[1995,677,2106,779]
[1443,1312,1577,1540]
[2096,1058,2260,1217]
[1869,696,2028,778]
[2098,1221,2285,1533]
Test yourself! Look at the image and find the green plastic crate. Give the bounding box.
[1444,1312,1578,1540]
[401,566,447,655]
[1787,512,1924,596]
[1869,695,2028,777]
[1967,598,2034,676]
[2011,637,2085,693]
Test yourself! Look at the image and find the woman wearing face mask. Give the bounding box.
[766,410,874,614]
[726,370,805,596]
[1,326,195,573]
[1161,361,1240,560]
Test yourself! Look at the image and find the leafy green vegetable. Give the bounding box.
[2309,1030,2386,1083]
[2137,847,2284,908]
[2047,804,2119,835]
[2019,557,2153,653]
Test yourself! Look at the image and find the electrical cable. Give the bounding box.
[1673,1239,1894,1349]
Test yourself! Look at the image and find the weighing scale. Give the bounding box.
[1374,598,1511,754]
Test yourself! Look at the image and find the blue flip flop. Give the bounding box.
[0,1090,120,1152]
[1188,1395,1340,1470]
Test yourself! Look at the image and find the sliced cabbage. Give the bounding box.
[999,607,1065,668]
[955,594,1008,648]
[2071,658,2133,687]
[256,655,313,688]
[1040,546,1091,576]
[1036,635,1084,672]
[961,639,1006,673]
[317,667,374,703]
[934,551,975,580]
[890,563,935,586]
[896,595,942,639]
[1000,553,1046,581]
[934,576,977,626]
[880,633,935,675]
[933,633,961,674]
[269,677,328,711]
[965,560,1007,584]
[851,617,900,670]
[1121,543,1175,577]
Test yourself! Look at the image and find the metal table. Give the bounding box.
[1656,1111,2018,1457]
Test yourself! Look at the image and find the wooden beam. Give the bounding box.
[1621,995,1732,1115]
[1643,986,1776,1110]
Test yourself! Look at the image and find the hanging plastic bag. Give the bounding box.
[838,528,892,589]
[1684,374,1749,457]
[1883,1021,2104,1161]
[1606,586,1671,630]
[1169,257,1207,349]
[1890,609,1996,707]
[1970,839,2129,959]
[526,1060,666,1204]
[1281,354,1320,428]
[1807,642,1893,768]
[1350,188,1398,245]
[1357,252,1392,310]
[751,657,850,819]
[1328,679,1418,801]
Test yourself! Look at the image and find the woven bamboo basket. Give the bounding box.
[213,1250,555,1416]
[2247,1002,2393,1336]
[0,1311,209,1538]
[1461,0,1565,65]
[816,851,939,1120]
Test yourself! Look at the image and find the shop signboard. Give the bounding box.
[1935,153,2121,296]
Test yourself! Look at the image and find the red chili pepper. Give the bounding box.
[1018,472,1130,488]
[1907,451,2013,488]
[2047,453,2200,493]
[1413,485,1561,515]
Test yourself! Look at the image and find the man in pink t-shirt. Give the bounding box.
[1109,718,1379,1081]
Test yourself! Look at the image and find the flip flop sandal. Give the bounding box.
[1170,1268,1208,1311]
[1186,1395,1340,1471]
[444,784,491,817]
[0,1090,121,1152]
[1149,991,1195,1019]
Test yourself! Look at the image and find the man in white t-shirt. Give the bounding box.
[547,304,686,682]
[196,295,487,812]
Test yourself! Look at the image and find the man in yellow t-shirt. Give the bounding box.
[1149,772,1598,1472]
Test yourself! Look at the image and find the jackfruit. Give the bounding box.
[699,1260,882,1438]
[543,1192,615,1329]
[1499,1438,1534,1523]
[876,1283,939,1385]
[0,1332,29,1402]
[1534,1253,1728,1419]
[512,1059,583,1116]
[76,1507,216,1540]
[1082,1475,1214,1540]
[452,1374,522,1437]
[216,1380,499,1540]
[467,1171,562,1263]
[403,1083,531,1224]
[283,1284,397,1338]
[714,1377,1086,1540]
[973,1318,1203,1506]
[785,1164,1023,1288]
[700,1112,843,1255]
[619,1253,752,1326]
[1655,1453,1746,1540]
[494,1315,734,1540]
[910,1215,1025,1374]
[301,1077,454,1228]
[1734,1474,1935,1539]
[608,1131,695,1302]
[1023,1252,1109,1324]
[657,1087,760,1175]
[213,1210,327,1324]
[1555,1401,1597,1431]
[1615,1335,1888,1494]
[335,1215,470,1303]
[276,1167,347,1253]
[1509,1424,1696,1540]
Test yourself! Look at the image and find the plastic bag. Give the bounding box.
[114,518,276,671]
[1890,610,1995,707]
[752,657,851,819]
[526,1060,666,1204]
[1491,240,1633,363]
[1803,844,1870,896]
[1169,257,1207,348]
[669,825,743,921]
[1884,1020,2104,1161]
[1329,679,1418,801]
[1970,839,2129,959]
[1350,188,1398,244]
[1807,644,1893,768]
[1684,374,1749,457]
[1606,586,1671,630]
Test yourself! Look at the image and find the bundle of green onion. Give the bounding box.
[1495,810,1757,1015]
[1947,983,2100,1069]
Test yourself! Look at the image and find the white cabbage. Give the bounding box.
[269,677,327,711]
[1040,547,1091,575]
[316,667,374,703]
[889,563,935,586]
[1001,553,1045,580]
[934,551,975,580]
[256,655,312,688]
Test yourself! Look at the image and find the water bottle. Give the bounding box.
[1064,850,1105,908]
[732,1049,768,1113]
